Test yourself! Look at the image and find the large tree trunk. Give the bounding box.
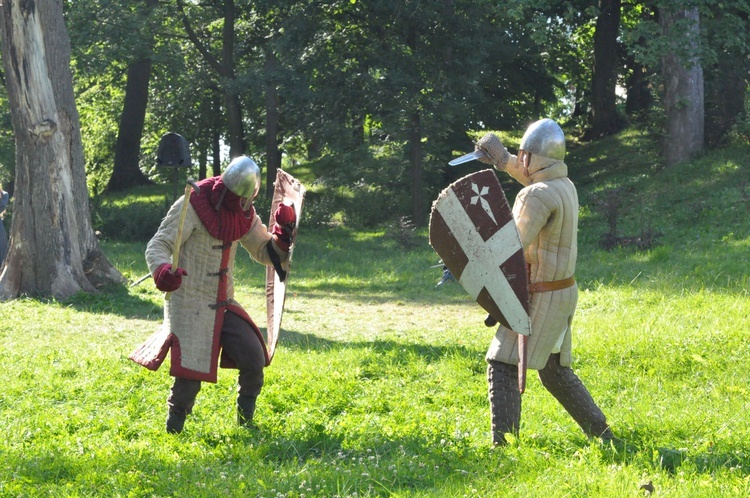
[0,0,125,300]
[107,56,154,191]
[589,0,625,139]
[660,7,704,166]
[224,91,244,158]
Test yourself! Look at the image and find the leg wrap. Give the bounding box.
[237,394,257,427]
[167,377,202,416]
[221,312,265,427]
[537,354,612,439]
[487,360,521,445]
[166,377,201,433]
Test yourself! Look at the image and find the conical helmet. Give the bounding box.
[221,156,260,201]
[519,118,565,161]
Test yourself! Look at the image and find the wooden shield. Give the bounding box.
[265,169,306,363]
[429,169,531,336]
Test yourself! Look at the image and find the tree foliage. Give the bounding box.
[1,0,748,229]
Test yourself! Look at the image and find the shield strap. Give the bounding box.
[266,241,287,282]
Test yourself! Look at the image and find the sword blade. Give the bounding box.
[448,149,487,166]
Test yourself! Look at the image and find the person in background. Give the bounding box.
[129,156,296,434]
[474,119,616,446]
[0,183,9,267]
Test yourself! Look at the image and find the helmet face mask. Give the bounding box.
[221,156,261,204]
[519,119,565,161]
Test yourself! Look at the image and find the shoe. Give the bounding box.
[166,411,186,434]
[599,429,627,450]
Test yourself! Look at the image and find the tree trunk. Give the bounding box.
[224,91,245,158]
[198,146,207,180]
[264,50,280,198]
[589,0,625,138]
[0,0,125,301]
[211,91,222,176]
[625,8,654,117]
[178,0,244,160]
[405,25,425,227]
[107,56,154,191]
[704,56,746,148]
[625,54,653,117]
[409,111,425,226]
[221,0,244,158]
[660,7,704,166]
[212,128,222,177]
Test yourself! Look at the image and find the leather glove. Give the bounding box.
[475,133,510,170]
[271,203,296,252]
[153,263,188,292]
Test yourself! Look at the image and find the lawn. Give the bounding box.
[0,133,749,497]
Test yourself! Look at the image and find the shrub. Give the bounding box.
[92,196,171,242]
[300,191,337,228]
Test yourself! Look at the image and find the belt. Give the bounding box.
[529,276,576,294]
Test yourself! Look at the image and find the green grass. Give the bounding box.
[1,132,750,496]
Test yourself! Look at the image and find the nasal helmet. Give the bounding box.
[221,156,261,201]
[519,118,565,161]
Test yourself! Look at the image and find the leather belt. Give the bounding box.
[529,276,576,294]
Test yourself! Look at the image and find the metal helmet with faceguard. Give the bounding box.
[519,118,565,161]
[222,156,261,209]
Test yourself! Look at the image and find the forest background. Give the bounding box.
[0,0,748,241]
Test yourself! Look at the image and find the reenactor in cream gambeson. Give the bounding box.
[475,119,616,446]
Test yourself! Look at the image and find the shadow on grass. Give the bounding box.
[589,430,750,478]
[62,283,163,319]
[278,329,485,366]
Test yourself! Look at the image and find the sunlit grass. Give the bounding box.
[1,135,749,496]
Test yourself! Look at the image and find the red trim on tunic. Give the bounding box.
[166,334,216,382]
[165,241,270,382]
[128,330,172,371]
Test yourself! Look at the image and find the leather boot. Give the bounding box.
[237,395,257,428]
[166,411,186,434]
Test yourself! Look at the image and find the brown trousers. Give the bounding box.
[167,311,266,416]
[488,353,612,445]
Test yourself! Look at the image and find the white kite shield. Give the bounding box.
[265,169,306,364]
[429,169,531,337]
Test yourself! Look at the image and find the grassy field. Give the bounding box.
[1,132,749,497]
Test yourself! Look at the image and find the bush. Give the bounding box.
[300,191,337,228]
[341,182,395,228]
[92,196,171,242]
